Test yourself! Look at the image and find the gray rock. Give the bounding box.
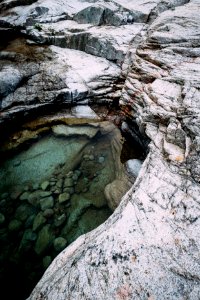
[125,159,143,177]
[0,44,121,114]
[74,5,105,26]
[0,66,22,98]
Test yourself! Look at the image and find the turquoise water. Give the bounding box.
[0,121,124,299]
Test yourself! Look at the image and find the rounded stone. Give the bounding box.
[41,181,50,191]
[125,159,143,177]
[98,156,105,163]
[40,196,54,211]
[43,208,54,218]
[58,193,70,204]
[53,237,67,252]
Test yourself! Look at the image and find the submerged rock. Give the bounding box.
[32,212,46,232]
[53,237,67,252]
[52,124,99,139]
[8,219,22,231]
[34,224,54,255]
[58,193,70,204]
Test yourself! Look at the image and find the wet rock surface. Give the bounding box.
[0,0,200,300]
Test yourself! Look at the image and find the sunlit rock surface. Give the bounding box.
[0,0,200,299]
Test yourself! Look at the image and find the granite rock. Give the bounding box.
[0,0,200,299]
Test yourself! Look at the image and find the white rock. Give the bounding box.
[52,124,99,139]
[125,159,143,177]
[71,105,99,119]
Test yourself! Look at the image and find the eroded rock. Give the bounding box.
[0,0,200,299]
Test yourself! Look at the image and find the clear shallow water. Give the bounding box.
[0,121,125,299]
